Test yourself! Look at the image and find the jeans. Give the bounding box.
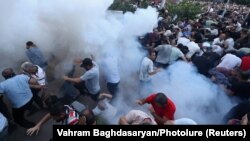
[107,82,119,98]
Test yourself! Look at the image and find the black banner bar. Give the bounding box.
[53,125,250,140]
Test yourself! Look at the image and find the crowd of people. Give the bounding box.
[0,0,250,140]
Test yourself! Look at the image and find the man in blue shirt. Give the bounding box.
[26,41,47,69]
[0,68,39,128]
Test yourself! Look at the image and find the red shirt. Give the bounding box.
[145,94,176,123]
[240,56,250,71]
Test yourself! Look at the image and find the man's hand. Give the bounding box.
[136,100,144,105]
[26,125,40,136]
[63,76,69,81]
[148,106,155,114]
[74,58,82,65]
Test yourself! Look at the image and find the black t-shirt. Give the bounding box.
[231,81,250,99]
[224,101,250,123]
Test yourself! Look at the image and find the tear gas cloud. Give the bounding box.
[0,0,235,124]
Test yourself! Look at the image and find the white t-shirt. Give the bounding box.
[169,47,185,64]
[177,37,190,45]
[224,38,235,51]
[31,65,46,85]
[212,45,223,56]
[125,110,157,125]
[212,38,224,46]
[101,56,120,84]
[92,99,117,124]
[174,118,197,125]
[210,29,218,36]
[186,41,201,59]
[217,54,242,70]
[155,44,172,64]
[139,57,154,82]
[80,61,100,95]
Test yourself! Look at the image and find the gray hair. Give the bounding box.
[21,61,33,72]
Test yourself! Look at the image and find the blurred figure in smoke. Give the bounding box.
[100,54,120,99]
[25,41,47,69]
[63,56,100,102]
[137,93,176,125]
[139,49,160,95]
[119,109,157,125]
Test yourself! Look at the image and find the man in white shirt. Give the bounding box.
[186,41,201,60]
[21,62,46,109]
[224,33,235,52]
[100,55,120,98]
[63,57,100,102]
[139,50,160,95]
[212,34,225,46]
[119,110,157,125]
[139,50,160,82]
[217,53,242,71]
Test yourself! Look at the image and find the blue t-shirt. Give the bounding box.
[0,74,33,108]
[26,47,47,68]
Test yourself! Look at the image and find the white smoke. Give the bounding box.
[151,62,237,124]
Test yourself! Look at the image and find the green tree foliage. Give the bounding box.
[232,0,250,5]
[167,1,202,21]
[109,0,136,13]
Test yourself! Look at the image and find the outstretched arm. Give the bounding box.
[26,113,52,136]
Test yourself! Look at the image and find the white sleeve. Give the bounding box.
[155,45,163,52]
[148,60,154,73]
[80,71,94,81]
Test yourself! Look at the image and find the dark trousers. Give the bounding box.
[88,92,100,102]
[74,81,88,95]
[107,82,119,98]
[12,99,35,128]
[0,96,12,121]
[31,88,44,109]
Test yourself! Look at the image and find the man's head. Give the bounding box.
[80,58,93,70]
[49,101,67,122]
[26,41,34,49]
[21,62,34,74]
[30,65,38,75]
[81,108,96,125]
[154,93,168,107]
[2,68,16,80]
[148,49,156,61]
[219,34,226,40]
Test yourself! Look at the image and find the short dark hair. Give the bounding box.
[49,101,65,117]
[155,93,168,106]
[2,68,15,79]
[82,108,96,125]
[80,58,93,68]
[26,41,34,46]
